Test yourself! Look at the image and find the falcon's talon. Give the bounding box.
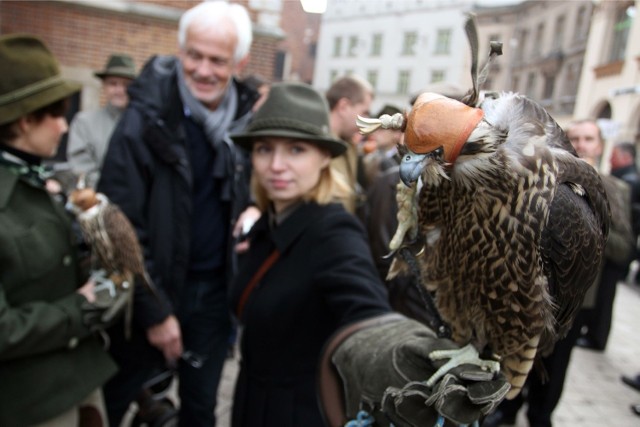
[427,344,500,387]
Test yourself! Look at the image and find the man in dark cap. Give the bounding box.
[67,53,137,188]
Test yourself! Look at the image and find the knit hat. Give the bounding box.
[94,53,137,80]
[231,82,347,158]
[0,34,81,126]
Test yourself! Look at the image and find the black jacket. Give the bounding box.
[612,164,640,238]
[98,55,257,330]
[229,202,391,427]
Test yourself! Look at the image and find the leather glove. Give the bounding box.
[331,315,510,427]
[81,270,132,332]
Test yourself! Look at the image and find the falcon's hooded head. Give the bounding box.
[399,93,485,186]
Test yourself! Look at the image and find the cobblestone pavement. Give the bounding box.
[126,281,640,426]
[546,281,640,427]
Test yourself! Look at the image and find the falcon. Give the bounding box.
[67,184,157,338]
[357,18,610,399]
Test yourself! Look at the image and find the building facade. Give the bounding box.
[474,0,594,126]
[313,0,476,112]
[0,0,287,160]
[573,0,639,148]
[277,0,321,84]
[313,0,602,127]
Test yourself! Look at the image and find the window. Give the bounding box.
[525,72,537,99]
[397,70,411,95]
[511,75,520,93]
[367,70,378,90]
[274,50,287,81]
[329,70,339,83]
[402,31,418,55]
[574,5,587,42]
[371,33,382,56]
[431,70,445,83]
[515,29,528,61]
[534,23,545,57]
[435,29,452,54]
[563,61,580,97]
[553,15,565,51]
[348,36,359,57]
[560,61,581,114]
[543,74,555,100]
[609,4,634,63]
[332,37,342,57]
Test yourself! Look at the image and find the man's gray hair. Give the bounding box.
[178,1,253,62]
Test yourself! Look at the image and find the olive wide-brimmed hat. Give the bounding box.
[0,34,81,126]
[232,82,347,158]
[94,53,137,80]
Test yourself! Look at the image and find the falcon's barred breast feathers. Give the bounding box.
[359,15,610,399]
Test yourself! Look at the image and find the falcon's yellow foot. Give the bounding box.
[426,343,500,387]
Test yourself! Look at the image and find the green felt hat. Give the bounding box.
[232,82,347,158]
[0,34,81,126]
[94,53,137,80]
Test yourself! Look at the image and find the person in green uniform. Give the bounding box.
[0,34,118,427]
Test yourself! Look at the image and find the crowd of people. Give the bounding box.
[1,1,639,426]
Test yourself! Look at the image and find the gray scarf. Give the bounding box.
[177,66,238,199]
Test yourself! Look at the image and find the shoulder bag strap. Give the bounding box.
[236,249,280,319]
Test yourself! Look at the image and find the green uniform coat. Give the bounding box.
[0,165,117,426]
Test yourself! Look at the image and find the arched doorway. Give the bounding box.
[596,101,612,119]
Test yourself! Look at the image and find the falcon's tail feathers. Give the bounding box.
[502,335,540,399]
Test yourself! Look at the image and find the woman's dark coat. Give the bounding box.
[229,202,391,427]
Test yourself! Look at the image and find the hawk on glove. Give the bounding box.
[357,17,610,399]
[67,185,158,338]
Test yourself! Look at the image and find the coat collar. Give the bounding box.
[252,202,333,254]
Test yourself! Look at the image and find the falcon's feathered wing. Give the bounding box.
[358,18,610,399]
[392,92,609,398]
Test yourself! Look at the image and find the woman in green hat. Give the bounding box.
[228,82,509,427]
[0,34,117,426]
[229,81,388,426]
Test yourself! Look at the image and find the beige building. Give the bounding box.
[475,0,594,126]
[473,3,518,93]
[573,0,639,147]
[313,0,479,112]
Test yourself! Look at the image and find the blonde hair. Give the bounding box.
[251,163,352,212]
